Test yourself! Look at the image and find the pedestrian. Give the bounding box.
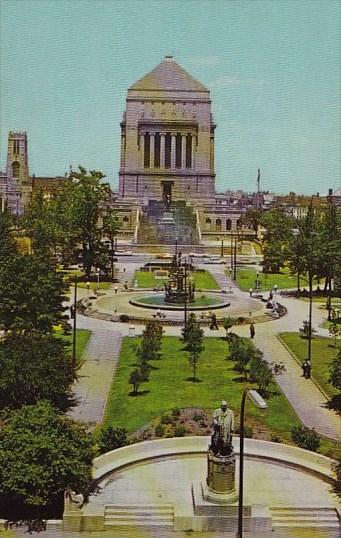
[210,313,219,330]
[114,285,118,295]
[249,322,255,339]
[269,291,273,301]
[123,267,126,273]
[302,360,308,378]
[305,360,311,379]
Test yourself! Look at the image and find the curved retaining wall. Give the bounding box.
[93,436,337,484]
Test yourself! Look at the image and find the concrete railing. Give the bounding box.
[93,436,337,485]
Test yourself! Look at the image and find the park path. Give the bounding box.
[69,320,122,425]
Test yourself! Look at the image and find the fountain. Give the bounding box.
[164,252,195,305]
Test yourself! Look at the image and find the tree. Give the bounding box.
[0,207,18,260]
[243,208,263,234]
[137,319,164,364]
[249,355,285,396]
[329,349,341,392]
[97,426,129,454]
[0,402,95,519]
[222,316,234,339]
[329,321,341,348]
[0,333,77,411]
[182,314,204,381]
[0,253,69,334]
[228,335,256,380]
[68,167,112,278]
[129,368,145,395]
[261,209,294,273]
[333,454,341,499]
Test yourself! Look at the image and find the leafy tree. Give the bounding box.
[329,349,341,392]
[68,167,112,278]
[0,253,68,334]
[228,335,256,380]
[329,321,341,348]
[333,454,341,499]
[0,333,77,411]
[182,314,204,381]
[222,316,234,339]
[137,319,164,364]
[0,207,18,260]
[261,209,294,273]
[97,426,129,454]
[249,355,285,396]
[243,208,263,234]
[0,401,95,519]
[129,368,145,395]
[291,425,321,452]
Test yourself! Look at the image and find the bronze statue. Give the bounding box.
[210,400,234,456]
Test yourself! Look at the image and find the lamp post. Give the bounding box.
[249,288,253,297]
[184,257,188,325]
[292,228,301,296]
[86,281,90,298]
[233,234,238,281]
[72,277,78,366]
[96,268,100,294]
[221,239,224,258]
[237,389,267,538]
[255,272,259,290]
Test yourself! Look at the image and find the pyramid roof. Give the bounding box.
[130,56,208,93]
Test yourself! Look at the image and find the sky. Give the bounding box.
[0,0,340,195]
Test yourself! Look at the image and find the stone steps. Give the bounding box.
[271,506,340,529]
[104,504,174,528]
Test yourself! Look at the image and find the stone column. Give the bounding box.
[181,134,187,169]
[140,134,145,168]
[160,134,166,168]
[191,135,196,169]
[150,133,155,169]
[171,134,176,169]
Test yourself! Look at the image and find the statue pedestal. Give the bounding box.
[206,449,237,502]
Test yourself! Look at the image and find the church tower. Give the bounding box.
[5,131,32,214]
[119,56,216,204]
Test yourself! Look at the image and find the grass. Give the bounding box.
[134,270,219,290]
[77,281,112,291]
[56,328,91,361]
[279,332,339,399]
[103,336,301,443]
[235,267,310,292]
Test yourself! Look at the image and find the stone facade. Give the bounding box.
[119,56,216,204]
[0,131,32,214]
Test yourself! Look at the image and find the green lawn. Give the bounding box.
[77,281,112,291]
[279,332,339,399]
[103,336,301,442]
[134,270,219,290]
[56,328,91,361]
[235,267,310,292]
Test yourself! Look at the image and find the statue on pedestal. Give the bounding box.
[210,400,234,456]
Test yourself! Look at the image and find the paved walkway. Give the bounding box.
[69,322,122,425]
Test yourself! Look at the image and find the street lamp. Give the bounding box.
[249,288,253,297]
[221,238,224,258]
[86,281,90,298]
[292,228,301,296]
[237,389,267,538]
[71,277,78,366]
[255,272,260,290]
[96,268,100,294]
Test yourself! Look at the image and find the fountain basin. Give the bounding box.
[129,293,230,311]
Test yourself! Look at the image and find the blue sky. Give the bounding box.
[1,0,340,194]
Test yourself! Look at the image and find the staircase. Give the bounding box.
[271,506,340,531]
[104,503,174,529]
[137,200,199,245]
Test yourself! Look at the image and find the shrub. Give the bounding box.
[119,314,130,323]
[291,425,321,452]
[155,424,165,437]
[174,425,187,437]
[171,407,181,418]
[270,433,282,443]
[161,414,173,425]
[193,411,204,422]
[98,426,129,454]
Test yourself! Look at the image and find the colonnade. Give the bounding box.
[140,132,196,170]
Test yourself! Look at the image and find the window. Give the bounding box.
[216,219,222,231]
[13,140,20,154]
[12,161,20,178]
[226,219,232,231]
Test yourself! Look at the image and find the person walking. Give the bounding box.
[210,313,219,330]
[249,322,255,339]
